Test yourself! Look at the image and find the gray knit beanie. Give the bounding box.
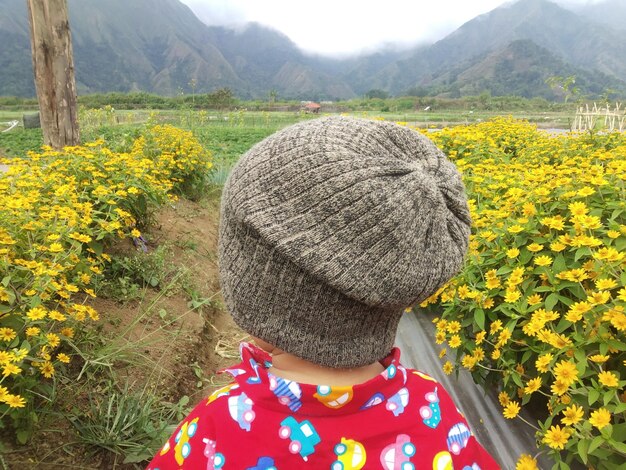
[218,116,471,368]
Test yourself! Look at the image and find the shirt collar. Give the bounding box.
[219,342,408,416]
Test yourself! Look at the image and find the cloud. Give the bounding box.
[179,0,607,56]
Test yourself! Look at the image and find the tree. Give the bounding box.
[365,89,389,99]
[27,0,80,148]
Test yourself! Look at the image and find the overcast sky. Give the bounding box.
[180,0,602,57]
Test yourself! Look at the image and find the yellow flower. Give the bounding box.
[607,230,620,238]
[131,228,141,238]
[527,294,542,305]
[448,335,461,349]
[504,288,521,303]
[516,454,538,470]
[475,331,486,345]
[598,371,619,388]
[443,361,454,375]
[0,328,16,342]
[40,361,55,378]
[542,425,571,450]
[589,354,609,363]
[577,187,595,197]
[57,353,70,363]
[594,278,617,290]
[491,349,501,360]
[498,392,510,407]
[589,408,611,430]
[60,327,75,338]
[533,255,552,266]
[561,404,583,426]
[25,327,41,336]
[48,242,63,253]
[550,241,566,252]
[26,306,47,321]
[507,225,524,234]
[527,243,543,252]
[553,360,578,386]
[435,331,446,344]
[523,377,541,395]
[45,333,61,348]
[462,355,477,370]
[446,321,461,334]
[503,401,520,419]
[490,320,503,334]
[587,290,611,305]
[506,248,520,258]
[48,310,67,322]
[2,363,21,377]
[550,379,570,396]
[4,394,26,408]
[565,301,591,323]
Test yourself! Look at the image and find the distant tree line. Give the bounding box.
[0,91,580,113]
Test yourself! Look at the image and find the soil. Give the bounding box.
[3,197,245,469]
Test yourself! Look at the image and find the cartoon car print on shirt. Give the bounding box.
[386,387,409,416]
[380,433,416,470]
[207,382,239,405]
[432,451,453,470]
[419,388,442,428]
[383,364,397,380]
[314,385,354,409]
[278,416,321,461]
[360,392,385,410]
[247,358,263,384]
[447,422,472,455]
[174,417,199,465]
[228,392,256,431]
[202,438,225,469]
[331,437,367,470]
[462,464,482,470]
[411,370,438,383]
[246,456,277,470]
[269,375,302,411]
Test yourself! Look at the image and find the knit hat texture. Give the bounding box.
[218,116,471,368]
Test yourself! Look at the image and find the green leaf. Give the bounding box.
[607,340,626,352]
[578,438,590,464]
[588,435,604,454]
[545,293,559,311]
[575,247,591,261]
[16,429,30,445]
[475,309,485,330]
[589,388,600,406]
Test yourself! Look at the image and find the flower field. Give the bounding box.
[420,118,626,469]
[0,125,212,442]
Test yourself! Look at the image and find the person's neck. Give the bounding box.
[267,350,385,386]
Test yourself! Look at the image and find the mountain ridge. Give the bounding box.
[1,0,625,99]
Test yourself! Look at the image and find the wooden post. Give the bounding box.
[27,0,80,149]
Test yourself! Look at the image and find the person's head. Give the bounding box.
[218,117,471,368]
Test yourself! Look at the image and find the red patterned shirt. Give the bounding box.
[147,342,500,469]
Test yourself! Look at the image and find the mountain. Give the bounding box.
[426,39,624,99]
[576,0,626,32]
[378,0,626,95]
[0,0,354,99]
[1,0,625,100]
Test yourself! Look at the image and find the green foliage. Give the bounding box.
[425,118,626,468]
[69,383,189,464]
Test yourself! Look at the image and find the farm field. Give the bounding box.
[0,111,624,469]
